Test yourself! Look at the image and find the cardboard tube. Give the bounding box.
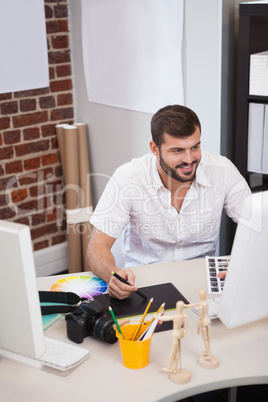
[64,125,82,273]
[67,225,82,273]
[64,125,81,210]
[56,124,68,179]
[75,123,93,270]
[75,123,92,207]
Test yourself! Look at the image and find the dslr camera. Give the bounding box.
[65,299,117,344]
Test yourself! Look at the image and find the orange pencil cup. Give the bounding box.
[115,322,153,369]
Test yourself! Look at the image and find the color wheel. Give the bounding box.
[50,275,108,299]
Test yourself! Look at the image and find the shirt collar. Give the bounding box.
[195,156,211,187]
[150,155,164,190]
[151,153,211,189]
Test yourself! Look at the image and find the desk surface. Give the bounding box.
[1,259,267,402]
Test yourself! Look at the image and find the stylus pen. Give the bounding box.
[111,271,147,300]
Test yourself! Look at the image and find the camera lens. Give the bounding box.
[93,316,117,344]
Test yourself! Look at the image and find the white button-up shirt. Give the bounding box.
[90,152,251,266]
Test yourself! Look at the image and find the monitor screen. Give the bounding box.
[0,220,45,358]
[218,191,268,328]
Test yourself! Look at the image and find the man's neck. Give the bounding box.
[157,164,193,211]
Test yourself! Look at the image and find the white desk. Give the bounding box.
[0,259,267,402]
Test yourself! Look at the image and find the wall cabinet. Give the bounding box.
[235,1,268,191]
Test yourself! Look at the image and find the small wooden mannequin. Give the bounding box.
[187,289,220,369]
[158,300,191,384]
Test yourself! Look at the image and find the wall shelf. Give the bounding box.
[235,1,268,191]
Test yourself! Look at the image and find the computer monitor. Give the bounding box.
[218,190,268,328]
[0,220,45,358]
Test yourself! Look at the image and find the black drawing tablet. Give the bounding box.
[94,282,189,332]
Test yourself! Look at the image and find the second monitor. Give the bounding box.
[218,191,268,328]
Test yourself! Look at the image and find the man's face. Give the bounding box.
[151,128,201,184]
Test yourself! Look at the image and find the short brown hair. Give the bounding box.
[151,105,201,147]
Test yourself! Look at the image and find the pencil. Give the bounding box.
[138,302,165,341]
[148,302,165,325]
[131,297,153,341]
[109,306,124,339]
[111,271,147,300]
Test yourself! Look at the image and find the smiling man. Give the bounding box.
[86,105,251,299]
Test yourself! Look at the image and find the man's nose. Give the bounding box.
[181,149,193,164]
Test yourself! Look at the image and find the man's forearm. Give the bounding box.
[86,228,136,299]
[85,227,118,283]
[86,243,117,284]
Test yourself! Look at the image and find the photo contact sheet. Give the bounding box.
[206,256,229,294]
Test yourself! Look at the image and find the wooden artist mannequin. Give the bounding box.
[187,289,220,369]
[158,300,191,384]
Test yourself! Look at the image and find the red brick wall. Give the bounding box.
[0,0,73,251]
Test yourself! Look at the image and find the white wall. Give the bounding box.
[68,0,237,259]
[68,1,152,206]
[184,0,222,155]
[69,0,226,200]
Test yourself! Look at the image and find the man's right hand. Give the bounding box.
[108,268,137,300]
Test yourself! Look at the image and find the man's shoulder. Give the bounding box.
[116,153,154,175]
[201,151,234,168]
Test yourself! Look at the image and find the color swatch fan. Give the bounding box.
[50,276,108,299]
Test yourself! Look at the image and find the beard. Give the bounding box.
[159,151,200,183]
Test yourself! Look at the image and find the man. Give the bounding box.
[86,105,251,299]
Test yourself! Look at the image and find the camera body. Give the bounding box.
[65,299,117,344]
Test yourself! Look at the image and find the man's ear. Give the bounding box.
[150,141,159,157]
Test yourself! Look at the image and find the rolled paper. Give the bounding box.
[75,123,93,270]
[75,123,92,208]
[55,123,93,272]
[55,124,68,179]
[64,125,82,273]
[66,206,93,224]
